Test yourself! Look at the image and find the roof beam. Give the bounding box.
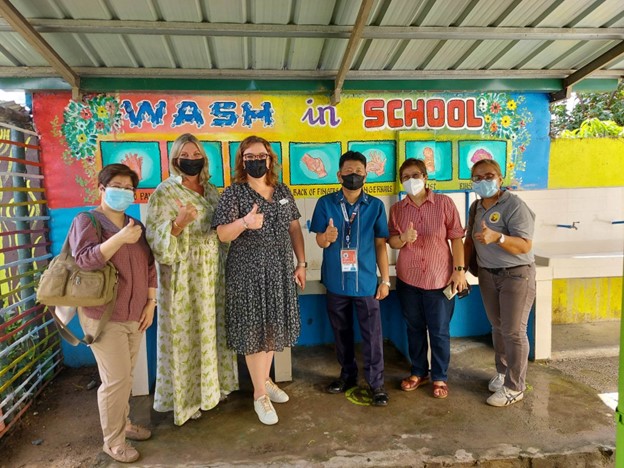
[550,40,624,102]
[2,18,623,41]
[0,66,620,80]
[0,0,80,95]
[331,0,373,105]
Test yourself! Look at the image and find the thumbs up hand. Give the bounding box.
[117,218,142,244]
[243,203,264,230]
[474,220,501,245]
[401,221,418,244]
[324,218,339,244]
[174,198,199,230]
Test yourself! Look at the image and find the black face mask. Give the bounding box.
[341,173,365,190]
[245,159,268,179]
[178,158,205,176]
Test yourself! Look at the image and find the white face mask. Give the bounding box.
[402,178,425,196]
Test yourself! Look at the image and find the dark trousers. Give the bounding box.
[326,292,384,389]
[396,278,455,382]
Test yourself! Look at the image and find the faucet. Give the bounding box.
[557,221,580,230]
[612,220,624,225]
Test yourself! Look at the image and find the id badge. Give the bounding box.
[340,249,358,272]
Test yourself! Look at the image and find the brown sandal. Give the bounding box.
[432,382,449,399]
[400,375,430,392]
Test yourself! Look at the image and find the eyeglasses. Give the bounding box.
[471,173,498,182]
[401,172,424,182]
[243,152,270,161]
[107,184,135,193]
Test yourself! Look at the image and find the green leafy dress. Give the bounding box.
[146,176,238,426]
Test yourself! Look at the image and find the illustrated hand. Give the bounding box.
[243,203,264,230]
[401,221,418,244]
[138,302,155,332]
[474,220,502,245]
[116,218,142,244]
[324,218,338,244]
[174,198,199,228]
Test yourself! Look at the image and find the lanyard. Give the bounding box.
[340,200,361,248]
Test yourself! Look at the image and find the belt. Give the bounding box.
[482,264,531,275]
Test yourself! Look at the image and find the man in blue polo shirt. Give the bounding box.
[310,150,391,406]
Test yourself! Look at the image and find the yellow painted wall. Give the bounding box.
[552,277,623,323]
[549,138,624,188]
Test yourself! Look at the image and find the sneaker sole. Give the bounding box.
[486,392,524,407]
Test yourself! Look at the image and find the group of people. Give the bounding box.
[67,134,536,463]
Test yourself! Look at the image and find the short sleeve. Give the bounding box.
[212,185,240,228]
[309,197,328,233]
[373,201,389,238]
[69,212,107,271]
[443,196,465,240]
[281,184,301,221]
[507,199,535,240]
[388,202,401,237]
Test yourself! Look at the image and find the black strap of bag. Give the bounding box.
[467,201,479,276]
[48,211,119,346]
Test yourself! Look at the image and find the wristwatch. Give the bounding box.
[297,262,308,268]
[497,234,506,244]
[381,280,391,288]
[454,266,466,271]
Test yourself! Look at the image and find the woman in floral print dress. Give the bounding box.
[146,133,238,426]
[212,135,306,426]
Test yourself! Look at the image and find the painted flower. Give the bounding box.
[76,133,87,144]
[96,106,108,119]
[484,115,492,123]
[95,121,105,130]
[490,102,501,113]
[478,98,488,113]
[519,120,526,127]
[490,122,498,133]
[506,100,517,111]
[105,101,116,114]
[501,116,511,127]
[519,145,526,152]
[80,108,92,120]
[510,132,517,140]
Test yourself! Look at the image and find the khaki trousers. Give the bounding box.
[478,264,536,392]
[79,314,142,448]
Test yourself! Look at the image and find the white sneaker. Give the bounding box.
[265,379,289,403]
[254,395,278,425]
[488,373,506,392]
[486,386,524,407]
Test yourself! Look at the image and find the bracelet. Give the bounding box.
[380,280,391,288]
[147,298,157,305]
[172,220,183,230]
[241,218,249,230]
[297,262,308,268]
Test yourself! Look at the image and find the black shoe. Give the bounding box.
[372,386,389,406]
[326,377,357,394]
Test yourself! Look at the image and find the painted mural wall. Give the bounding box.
[33,91,550,217]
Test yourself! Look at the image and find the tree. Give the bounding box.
[550,80,624,137]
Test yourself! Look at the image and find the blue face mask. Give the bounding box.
[104,187,135,212]
[472,179,499,198]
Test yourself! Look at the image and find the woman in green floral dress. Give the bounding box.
[146,133,238,426]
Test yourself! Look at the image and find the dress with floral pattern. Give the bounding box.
[212,182,301,355]
[146,176,238,426]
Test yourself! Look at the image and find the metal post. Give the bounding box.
[10,128,36,310]
[616,259,624,467]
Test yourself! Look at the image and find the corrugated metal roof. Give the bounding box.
[0,0,621,100]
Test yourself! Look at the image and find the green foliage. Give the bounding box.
[550,81,624,138]
[559,118,624,138]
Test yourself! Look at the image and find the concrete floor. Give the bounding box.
[2,326,618,467]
